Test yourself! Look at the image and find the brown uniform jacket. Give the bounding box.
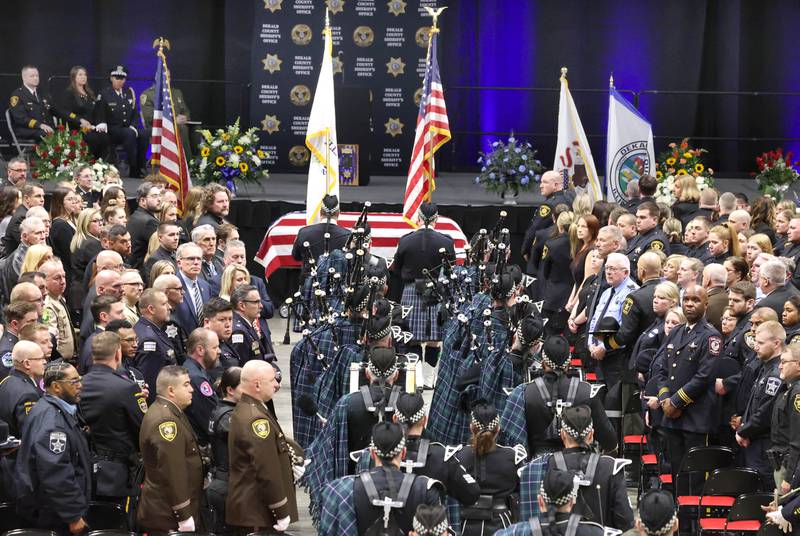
[137,396,204,531]
[226,393,300,527]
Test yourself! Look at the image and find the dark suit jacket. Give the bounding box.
[128,207,159,269]
[706,286,728,334]
[758,284,800,318]
[142,246,177,284]
[1,204,28,257]
[174,272,211,333]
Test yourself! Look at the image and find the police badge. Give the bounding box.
[387,0,406,15]
[291,24,312,46]
[159,421,177,442]
[386,57,406,77]
[261,53,282,74]
[384,118,404,137]
[260,114,280,134]
[415,27,432,48]
[353,26,375,47]
[290,85,311,106]
[165,325,178,339]
[263,0,282,12]
[49,431,67,454]
[326,0,344,14]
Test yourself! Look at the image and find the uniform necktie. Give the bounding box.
[192,280,203,318]
[597,287,616,321]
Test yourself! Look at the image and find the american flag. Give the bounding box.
[402,27,451,224]
[150,48,191,212]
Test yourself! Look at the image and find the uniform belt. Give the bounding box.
[461,495,509,519]
[92,450,131,464]
[213,468,229,481]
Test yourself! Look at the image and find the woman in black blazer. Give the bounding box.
[59,66,110,159]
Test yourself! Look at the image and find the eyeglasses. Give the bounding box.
[123,282,144,287]
[605,266,625,273]
[57,376,82,386]
[9,167,27,173]
[90,219,104,224]
[181,256,202,263]
[781,359,800,365]
[166,287,185,292]
[26,356,47,362]
[243,299,261,304]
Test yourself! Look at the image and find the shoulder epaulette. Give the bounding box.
[442,444,463,461]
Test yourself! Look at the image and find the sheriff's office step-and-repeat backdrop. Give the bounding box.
[250,0,444,176]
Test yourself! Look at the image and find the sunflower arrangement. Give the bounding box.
[191,118,269,189]
[30,125,91,181]
[474,135,544,196]
[753,148,799,200]
[654,138,715,204]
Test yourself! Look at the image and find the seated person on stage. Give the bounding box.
[95,65,148,178]
[140,82,193,158]
[8,65,55,140]
[59,65,110,160]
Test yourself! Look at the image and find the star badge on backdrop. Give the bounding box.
[387,0,406,16]
[386,57,406,77]
[326,0,345,15]
[385,118,404,137]
[332,55,344,75]
[261,114,281,134]
[263,0,282,13]
[262,53,282,74]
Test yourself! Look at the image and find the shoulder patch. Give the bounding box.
[232,333,244,344]
[792,334,800,346]
[158,421,177,441]
[143,341,157,352]
[708,336,721,356]
[794,394,800,413]
[766,377,782,396]
[10,95,19,107]
[539,205,551,218]
[443,444,463,461]
[137,397,148,413]
[650,240,664,251]
[622,297,633,316]
[252,418,270,439]
[199,381,214,397]
[1,352,11,368]
[140,93,147,105]
[541,245,549,259]
[49,431,67,453]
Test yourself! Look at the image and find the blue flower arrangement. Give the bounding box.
[474,136,544,196]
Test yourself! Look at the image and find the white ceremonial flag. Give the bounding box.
[606,83,655,204]
[554,68,602,201]
[305,15,339,225]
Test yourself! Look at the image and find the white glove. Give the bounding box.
[129,125,138,137]
[95,123,108,133]
[292,464,306,482]
[273,515,290,532]
[767,510,793,533]
[177,516,195,532]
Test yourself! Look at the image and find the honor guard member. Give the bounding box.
[15,362,91,535]
[634,491,679,536]
[0,341,45,439]
[410,505,451,536]
[655,285,721,484]
[95,65,148,178]
[605,252,662,379]
[78,332,147,500]
[495,468,605,536]
[456,401,526,536]
[138,366,204,534]
[769,344,800,496]
[0,302,39,380]
[320,421,443,536]
[501,335,617,457]
[587,252,640,391]
[226,361,303,533]
[628,202,670,269]
[183,328,221,446]
[522,171,574,267]
[206,367,242,535]
[394,392,481,508]
[134,289,178,403]
[735,320,785,490]
[393,202,455,366]
[8,65,56,140]
[291,194,351,276]
[542,406,634,531]
[231,284,276,365]
[303,347,403,518]
[152,274,189,364]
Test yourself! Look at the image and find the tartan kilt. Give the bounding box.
[401,282,442,342]
[290,339,325,448]
[519,454,552,519]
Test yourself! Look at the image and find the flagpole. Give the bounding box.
[423,7,446,202]
[609,72,614,89]
[150,36,166,172]
[324,9,331,195]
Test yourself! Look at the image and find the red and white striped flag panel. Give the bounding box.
[254,211,468,278]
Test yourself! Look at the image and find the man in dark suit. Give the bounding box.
[174,243,211,335]
[220,240,274,319]
[757,259,800,317]
[142,223,180,283]
[191,224,224,291]
[702,264,729,333]
[128,182,163,270]
[94,65,148,178]
[8,65,55,140]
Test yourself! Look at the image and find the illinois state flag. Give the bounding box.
[554,71,602,201]
[305,22,339,225]
[606,86,655,203]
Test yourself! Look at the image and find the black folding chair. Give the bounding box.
[3,109,36,158]
[86,531,135,536]
[696,468,761,533]
[85,501,126,531]
[724,492,773,535]
[0,503,25,535]
[2,530,57,536]
[673,446,736,533]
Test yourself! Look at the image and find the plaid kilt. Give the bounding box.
[401,282,442,342]
[499,383,529,449]
[480,347,519,415]
[519,454,552,519]
[426,345,478,445]
[319,475,358,535]
[315,344,363,419]
[494,521,534,535]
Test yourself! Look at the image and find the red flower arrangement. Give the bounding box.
[32,126,91,181]
[753,148,799,200]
